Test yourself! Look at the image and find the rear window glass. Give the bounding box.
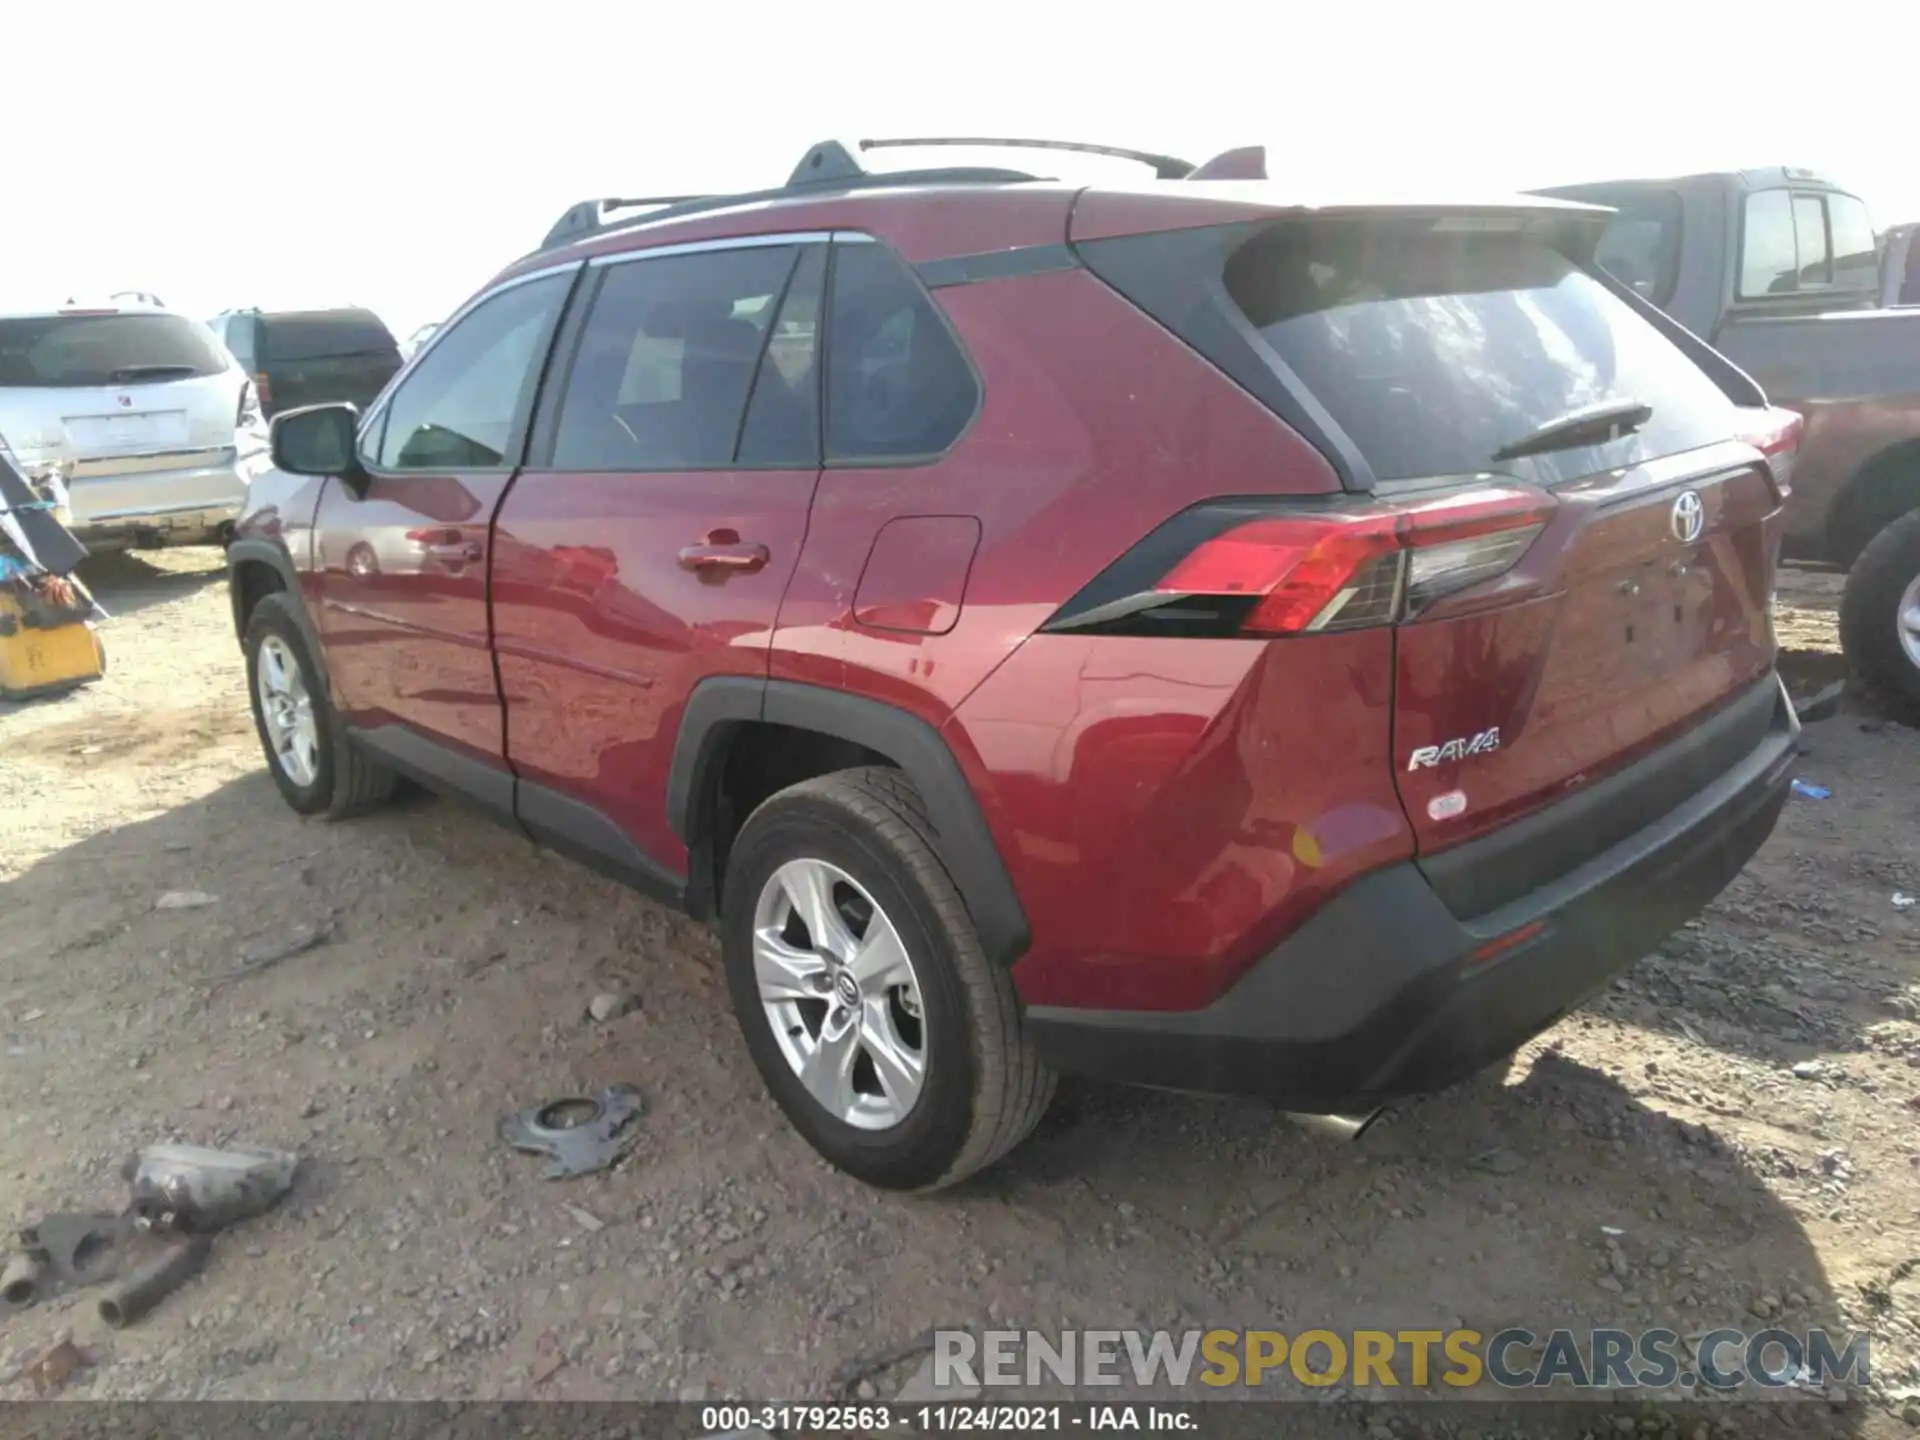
[262,311,399,362]
[1589,190,1683,305]
[1226,220,1738,485]
[0,314,229,388]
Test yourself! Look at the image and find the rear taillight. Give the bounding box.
[1738,405,1803,501]
[236,380,264,429]
[253,371,273,410]
[1045,484,1554,638]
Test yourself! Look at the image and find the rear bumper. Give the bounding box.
[1024,673,1798,1111]
[67,455,254,547]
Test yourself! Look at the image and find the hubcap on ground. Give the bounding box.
[1899,573,1920,671]
[256,635,320,788]
[752,857,927,1131]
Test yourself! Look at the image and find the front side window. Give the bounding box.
[374,273,571,471]
[826,241,978,462]
[550,246,798,471]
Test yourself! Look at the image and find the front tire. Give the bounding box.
[720,767,1054,1190]
[1839,508,1920,720]
[243,593,397,817]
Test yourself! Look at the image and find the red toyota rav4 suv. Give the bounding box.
[230,138,1802,1191]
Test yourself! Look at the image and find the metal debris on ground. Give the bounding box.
[529,1329,565,1385]
[97,1235,211,1329]
[155,890,218,910]
[4,1211,131,1308]
[563,1204,604,1233]
[205,920,336,992]
[23,1335,90,1394]
[499,1085,643,1180]
[1789,779,1831,800]
[126,1143,299,1234]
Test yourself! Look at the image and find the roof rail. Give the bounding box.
[857,136,1196,180]
[535,139,1044,254]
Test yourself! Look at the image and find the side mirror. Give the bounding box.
[269,404,369,493]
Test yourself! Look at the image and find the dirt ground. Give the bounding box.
[1,551,1917,1435]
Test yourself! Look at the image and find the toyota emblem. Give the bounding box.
[1670,490,1704,544]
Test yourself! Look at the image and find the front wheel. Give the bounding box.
[244,593,397,817]
[720,767,1054,1190]
[1838,508,1920,720]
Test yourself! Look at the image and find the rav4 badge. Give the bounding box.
[1407,727,1502,771]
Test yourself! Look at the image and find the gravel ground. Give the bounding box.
[0,550,1916,1437]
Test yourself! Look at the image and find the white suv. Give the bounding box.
[0,303,269,549]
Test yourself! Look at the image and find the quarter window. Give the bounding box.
[374,273,571,471]
[826,241,978,462]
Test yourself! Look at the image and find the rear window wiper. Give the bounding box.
[109,363,198,383]
[1491,398,1653,462]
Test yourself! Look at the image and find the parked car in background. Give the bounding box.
[229,137,1801,1190]
[0,302,267,549]
[1536,168,1920,711]
[1881,222,1920,308]
[207,308,403,420]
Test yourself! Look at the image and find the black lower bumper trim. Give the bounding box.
[1024,676,1799,1111]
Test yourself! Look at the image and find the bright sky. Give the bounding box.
[7,0,1909,338]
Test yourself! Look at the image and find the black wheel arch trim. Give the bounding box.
[667,676,1031,966]
[228,539,331,695]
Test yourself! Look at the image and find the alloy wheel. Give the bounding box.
[752,857,927,1130]
[256,635,320,788]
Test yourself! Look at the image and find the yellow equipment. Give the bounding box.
[0,587,105,700]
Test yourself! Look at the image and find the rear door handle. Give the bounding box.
[678,529,769,575]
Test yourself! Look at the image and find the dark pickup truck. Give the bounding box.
[1538,167,1920,709]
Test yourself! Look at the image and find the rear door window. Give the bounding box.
[550,245,798,471]
[737,245,824,467]
[0,314,229,388]
[825,241,978,462]
[1225,218,1739,485]
[1739,190,1800,298]
[222,316,258,371]
[1828,194,1880,291]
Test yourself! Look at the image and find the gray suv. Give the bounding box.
[0,302,268,549]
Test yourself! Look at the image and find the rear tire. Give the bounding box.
[1838,508,1920,721]
[720,767,1054,1190]
[244,593,397,817]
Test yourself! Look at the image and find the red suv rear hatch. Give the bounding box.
[1070,195,1790,910]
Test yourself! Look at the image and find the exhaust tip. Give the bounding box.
[1286,1108,1385,1142]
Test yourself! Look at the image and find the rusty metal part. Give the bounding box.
[1,1251,43,1307]
[97,1236,211,1329]
[125,1143,298,1235]
[18,1211,131,1289]
[498,1085,643,1179]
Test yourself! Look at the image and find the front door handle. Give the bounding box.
[678,528,769,576]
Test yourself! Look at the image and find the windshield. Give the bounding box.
[0,313,229,388]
